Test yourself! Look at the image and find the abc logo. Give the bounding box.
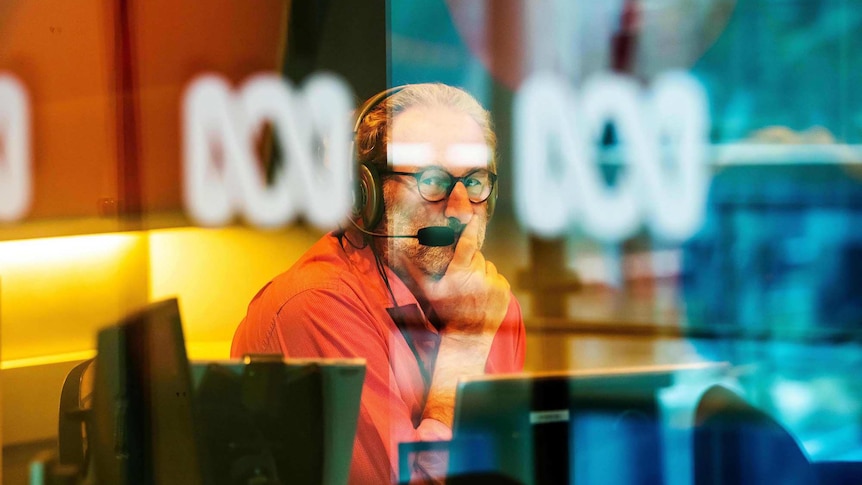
[514,71,711,242]
[0,74,30,223]
[182,73,354,229]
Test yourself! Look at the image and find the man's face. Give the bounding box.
[377,105,490,279]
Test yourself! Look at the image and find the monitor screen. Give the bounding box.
[451,363,725,485]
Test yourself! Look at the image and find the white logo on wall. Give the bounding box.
[0,75,31,222]
[514,71,710,242]
[183,73,354,228]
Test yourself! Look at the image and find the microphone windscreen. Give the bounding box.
[416,227,455,246]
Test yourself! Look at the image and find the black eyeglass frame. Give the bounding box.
[382,167,498,203]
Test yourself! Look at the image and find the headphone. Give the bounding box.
[351,86,497,230]
[352,86,405,230]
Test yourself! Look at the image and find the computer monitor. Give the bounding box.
[190,356,365,485]
[450,363,725,485]
[90,298,205,485]
[89,298,366,485]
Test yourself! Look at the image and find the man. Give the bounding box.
[232,83,525,483]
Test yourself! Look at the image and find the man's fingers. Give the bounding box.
[498,274,511,292]
[450,217,480,269]
[485,260,498,278]
[485,261,511,297]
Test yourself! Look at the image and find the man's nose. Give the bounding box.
[444,181,472,224]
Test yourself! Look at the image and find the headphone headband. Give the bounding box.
[352,86,406,230]
[353,86,406,136]
[352,85,497,230]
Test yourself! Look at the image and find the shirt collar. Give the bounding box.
[338,231,439,334]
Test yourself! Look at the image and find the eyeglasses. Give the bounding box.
[384,167,497,203]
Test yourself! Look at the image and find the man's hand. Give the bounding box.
[405,217,512,428]
[412,217,511,344]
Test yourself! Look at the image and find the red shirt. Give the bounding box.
[231,233,526,483]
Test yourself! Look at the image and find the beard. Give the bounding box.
[375,186,487,280]
[377,214,460,279]
[405,238,458,278]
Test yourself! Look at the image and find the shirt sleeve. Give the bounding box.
[508,294,527,371]
[486,293,527,374]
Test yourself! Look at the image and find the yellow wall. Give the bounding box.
[0,233,150,361]
[0,232,149,446]
[147,225,322,356]
[0,224,322,446]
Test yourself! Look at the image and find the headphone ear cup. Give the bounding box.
[355,163,383,229]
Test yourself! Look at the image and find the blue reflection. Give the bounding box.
[389,0,491,103]
[682,164,862,460]
[694,1,862,143]
[573,411,662,484]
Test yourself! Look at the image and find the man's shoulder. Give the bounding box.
[266,235,352,294]
[233,234,384,356]
[254,233,375,311]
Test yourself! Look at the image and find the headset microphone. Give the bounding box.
[415,226,456,246]
[349,222,456,247]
